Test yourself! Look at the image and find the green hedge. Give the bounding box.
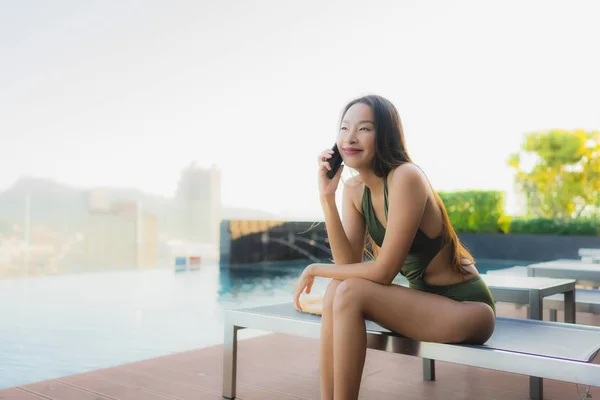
[438,190,599,235]
[509,218,599,236]
[439,190,508,233]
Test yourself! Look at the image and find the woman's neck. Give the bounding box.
[356,168,385,193]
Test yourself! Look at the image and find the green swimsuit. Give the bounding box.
[362,178,496,314]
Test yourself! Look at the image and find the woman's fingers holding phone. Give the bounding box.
[318,149,334,170]
[318,149,333,161]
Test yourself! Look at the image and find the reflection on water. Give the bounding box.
[220,264,303,297]
[0,258,510,389]
[0,262,323,389]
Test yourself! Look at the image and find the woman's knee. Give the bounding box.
[333,278,365,313]
[323,279,343,310]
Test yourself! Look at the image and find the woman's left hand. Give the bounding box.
[294,265,316,312]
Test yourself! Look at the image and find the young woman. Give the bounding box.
[293,94,496,400]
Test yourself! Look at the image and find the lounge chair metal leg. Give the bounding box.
[528,290,543,399]
[549,309,557,322]
[528,290,543,320]
[222,321,240,399]
[530,376,542,400]
[564,289,576,324]
[422,358,435,381]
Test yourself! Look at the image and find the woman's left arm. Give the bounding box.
[294,165,430,306]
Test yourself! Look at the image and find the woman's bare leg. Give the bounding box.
[320,279,342,400]
[331,278,496,399]
[332,280,367,400]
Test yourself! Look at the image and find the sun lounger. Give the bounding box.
[222,302,600,400]
[526,259,600,291]
[546,288,600,320]
[579,248,600,263]
[484,267,600,317]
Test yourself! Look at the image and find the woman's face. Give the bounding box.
[337,102,376,170]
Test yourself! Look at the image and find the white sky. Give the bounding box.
[1,0,598,219]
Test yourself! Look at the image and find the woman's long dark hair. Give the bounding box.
[342,95,474,273]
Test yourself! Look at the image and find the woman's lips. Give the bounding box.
[342,147,362,155]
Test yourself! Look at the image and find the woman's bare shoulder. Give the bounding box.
[388,163,429,186]
[342,175,366,210]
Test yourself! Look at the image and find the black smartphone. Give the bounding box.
[326,144,343,179]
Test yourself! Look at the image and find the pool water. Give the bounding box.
[0,259,515,389]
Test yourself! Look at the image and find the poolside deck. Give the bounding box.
[2,304,599,400]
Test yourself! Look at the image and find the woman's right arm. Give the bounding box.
[318,149,366,264]
[321,178,366,265]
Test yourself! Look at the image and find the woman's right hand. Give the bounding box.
[317,148,344,199]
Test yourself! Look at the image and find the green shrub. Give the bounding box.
[437,190,599,235]
[438,191,507,233]
[509,218,599,235]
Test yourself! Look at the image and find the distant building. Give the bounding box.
[88,189,111,212]
[174,162,222,244]
[83,200,158,270]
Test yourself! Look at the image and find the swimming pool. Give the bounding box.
[0,259,517,389]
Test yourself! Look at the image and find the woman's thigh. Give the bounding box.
[335,278,496,344]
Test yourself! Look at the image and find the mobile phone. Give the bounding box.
[326,144,343,179]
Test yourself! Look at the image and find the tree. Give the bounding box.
[507,129,600,220]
